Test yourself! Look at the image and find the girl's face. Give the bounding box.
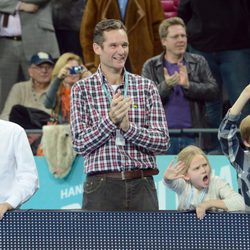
[185,154,211,190]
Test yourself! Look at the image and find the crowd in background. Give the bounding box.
[0,0,250,218]
[0,0,250,155]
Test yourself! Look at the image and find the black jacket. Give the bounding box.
[141,52,219,129]
[178,0,250,52]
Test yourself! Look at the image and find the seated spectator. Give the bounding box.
[0,52,54,154]
[44,52,91,124]
[0,119,39,219]
[142,17,218,154]
[0,52,54,120]
[163,145,245,220]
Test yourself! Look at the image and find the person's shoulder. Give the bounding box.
[143,53,163,66]
[185,52,207,63]
[0,120,24,134]
[128,71,153,84]
[184,52,205,60]
[10,80,31,89]
[210,175,228,186]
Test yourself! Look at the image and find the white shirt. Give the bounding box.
[0,120,39,208]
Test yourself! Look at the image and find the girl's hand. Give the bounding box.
[163,160,186,181]
[196,202,208,220]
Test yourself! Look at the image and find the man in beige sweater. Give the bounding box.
[0,52,54,120]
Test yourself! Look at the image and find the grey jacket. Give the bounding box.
[0,0,59,60]
[141,52,219,129]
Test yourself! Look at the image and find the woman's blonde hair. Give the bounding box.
[177,145,211,175]
[52,52,83,80]
[51,53,83,121]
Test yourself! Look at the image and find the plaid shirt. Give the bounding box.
[70,67,169,174]
[218,111,250,211]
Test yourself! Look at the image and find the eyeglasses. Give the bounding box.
[167,34,187,40]
[31,65,53,71]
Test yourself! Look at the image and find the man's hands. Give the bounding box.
[109,92,132,132]
[0,202,13,220]
[164,62,189,89]
[19,2,39,13]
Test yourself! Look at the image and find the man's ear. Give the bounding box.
[93,43,101,55]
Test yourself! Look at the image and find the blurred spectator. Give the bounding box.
[142,17,218,154]
[0,120,39,220]
[0,52,54,121]
[0,52,54,154]
[178,0,250,129]
[51,0,86,59]
[80,0,165,74]
[44,52,91,124]
[161,0,180,19]
[0,1,59,112]
[42,52,90,178]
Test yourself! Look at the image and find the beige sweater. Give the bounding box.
[0,79,51,120]
[164,175,245,212]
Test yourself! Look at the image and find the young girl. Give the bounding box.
[163,145,245,219]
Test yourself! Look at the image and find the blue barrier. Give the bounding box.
[21,155,238,210]
[1,210,249,250]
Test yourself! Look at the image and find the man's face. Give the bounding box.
[162,24,187,57]
[93,29,129,73]
[28,63,53,85]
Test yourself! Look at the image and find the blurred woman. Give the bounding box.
[44,52,91,123]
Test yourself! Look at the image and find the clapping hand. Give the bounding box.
[164,68,179,88]
[109,91,131,131]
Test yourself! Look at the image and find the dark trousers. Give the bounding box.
[82,175,159,211]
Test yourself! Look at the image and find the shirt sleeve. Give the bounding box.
[216,177,245,211]
[218,110,245,172]
[5,127,39,208]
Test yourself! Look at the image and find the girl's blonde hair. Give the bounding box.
[177,145,211,174]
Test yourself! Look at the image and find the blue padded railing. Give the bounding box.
[0,210,249,249]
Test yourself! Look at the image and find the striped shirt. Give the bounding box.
[70,67,169,174]
[218,111,250,211]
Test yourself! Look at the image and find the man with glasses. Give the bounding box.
[142,17,219,154]
[0,52,54,154]
[0,52,54,120]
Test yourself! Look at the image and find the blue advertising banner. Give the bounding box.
[21,155,238,210]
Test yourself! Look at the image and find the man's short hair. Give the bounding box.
[240,115,250,142]
[93,19,127,46]
[159,17,186,39]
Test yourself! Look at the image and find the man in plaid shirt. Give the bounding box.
[70,19,170,211]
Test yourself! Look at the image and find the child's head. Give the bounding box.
[177,145,211,189]
[240,115,250,147]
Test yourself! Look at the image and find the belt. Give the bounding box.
[1,36,22,41]
[87,168,159,180]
